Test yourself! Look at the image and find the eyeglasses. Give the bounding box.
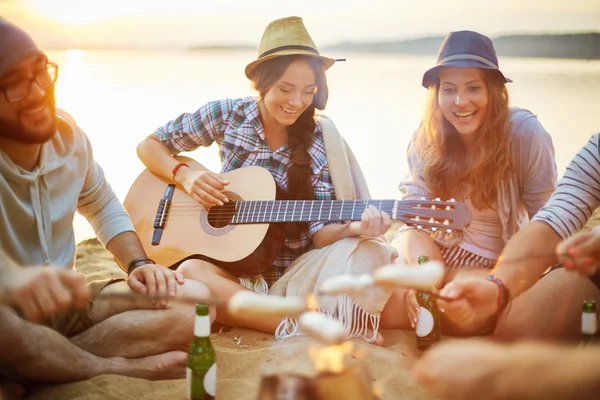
[1,62,59,103]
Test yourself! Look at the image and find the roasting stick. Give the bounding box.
[318,274,374,296]
[228,291,307,319]
[299,311,347,346]
[93,290,310,318]
[10,251,565,309]
[0,289,311,320]
[372,260,457,301]
[318,261,455,302]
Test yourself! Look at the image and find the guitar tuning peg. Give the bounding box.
[431,226,437,232]
[443,219,450,226]
[434,197,441,201]
[417,225,423,230]
[445,205,451,211]
[414,216,421,221]
[429,217,435,223]
[449,198,456,202]
[446,228,453,234]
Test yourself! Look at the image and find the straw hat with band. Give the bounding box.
[245,16,343,80]
[422,30,512,89]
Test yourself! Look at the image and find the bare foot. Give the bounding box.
[111,351,187,381]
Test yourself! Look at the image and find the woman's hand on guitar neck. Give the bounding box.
[348,205,392,238]
[175,167,230,208]
[312,206,392,248]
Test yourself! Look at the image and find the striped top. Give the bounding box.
[533,133,600,239]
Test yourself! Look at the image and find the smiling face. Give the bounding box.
[437,67,489,140]
[259,58,317,129]
[0,54,57,144]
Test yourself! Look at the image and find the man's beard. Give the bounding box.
[0,91,57,145]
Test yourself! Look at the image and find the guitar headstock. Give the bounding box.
[395,198,472,231]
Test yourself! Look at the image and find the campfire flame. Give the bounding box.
[372,381,383,398]
[309,341,354,374]
[305,293,319,311]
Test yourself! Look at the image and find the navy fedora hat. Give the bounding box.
[422,30,512,88]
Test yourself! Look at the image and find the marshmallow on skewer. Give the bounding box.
[299,311,347,346]
[228,291,307,319]
[372,260,445,290]
[319,274,374,295]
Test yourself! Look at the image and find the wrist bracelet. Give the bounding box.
[127,257,155,275]
[171,162,189,181]
[487,275,510,314]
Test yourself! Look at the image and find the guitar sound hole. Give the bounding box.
[206,202,236,228]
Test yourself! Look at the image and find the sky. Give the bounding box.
[2,0,599,49]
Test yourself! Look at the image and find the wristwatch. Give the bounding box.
[127,257,156,275]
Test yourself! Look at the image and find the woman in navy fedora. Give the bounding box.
[383,31,558,333]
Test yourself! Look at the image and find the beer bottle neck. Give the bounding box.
[194,315,211,338]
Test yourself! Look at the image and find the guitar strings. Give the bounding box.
[158,206,432,218]
[161,201,450,225]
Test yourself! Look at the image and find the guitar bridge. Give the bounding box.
[152,184,175,245]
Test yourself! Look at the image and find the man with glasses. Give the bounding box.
[0,18,214,394]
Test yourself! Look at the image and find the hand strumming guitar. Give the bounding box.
[174,167,230,208]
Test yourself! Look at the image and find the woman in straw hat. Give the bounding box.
[384,30,558,334]
[136,16,393,335]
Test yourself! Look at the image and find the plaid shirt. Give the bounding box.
[154,96,337,285]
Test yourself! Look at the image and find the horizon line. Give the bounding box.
[40,30,600,51]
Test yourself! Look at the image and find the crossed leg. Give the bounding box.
[0,279,213,385]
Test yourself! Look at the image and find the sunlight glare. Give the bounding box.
[31,1,106,24]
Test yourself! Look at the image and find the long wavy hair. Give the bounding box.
[412,69,511,209]
[251,55,329,202]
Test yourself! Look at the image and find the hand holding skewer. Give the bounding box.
[318,260,452,301]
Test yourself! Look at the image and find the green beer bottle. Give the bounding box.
[415,255,441,351]
[187,304,216,400]
[580,300,598,347]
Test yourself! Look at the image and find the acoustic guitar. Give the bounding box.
[123,157,472,276]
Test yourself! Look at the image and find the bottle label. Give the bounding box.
[186,363,216,400]
[194,315,211,337]
[416,307,434,337]
[186,368,192,400]
[582,313,598,335]
[204,363,217,397]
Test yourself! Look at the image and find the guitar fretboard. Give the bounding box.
[230,200,397,224]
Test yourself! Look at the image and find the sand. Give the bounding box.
[24,236,432,400]
[22,211,600,399]
[28,328,429,399]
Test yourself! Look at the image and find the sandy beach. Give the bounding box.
[26,209,600,399]
[25,236,434,400]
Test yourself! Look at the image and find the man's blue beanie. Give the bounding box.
[0,18,44,78]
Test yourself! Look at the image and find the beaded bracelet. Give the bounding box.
[127,257,156,275]
[487,275,510,314]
